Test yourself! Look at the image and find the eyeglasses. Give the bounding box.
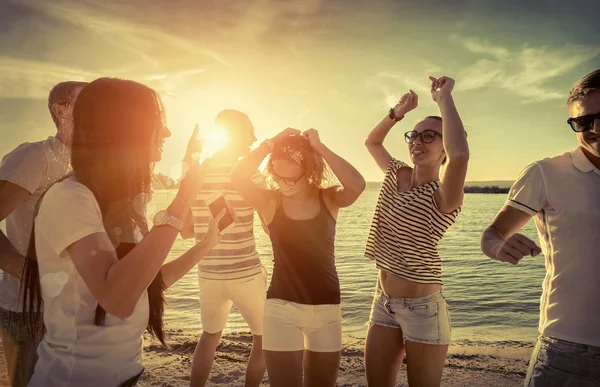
[271,172,304,187]
[404,130,442,144]
[567,112,600,132]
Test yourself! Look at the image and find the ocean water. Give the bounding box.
[0,188,544,344]
[151,188,545,344]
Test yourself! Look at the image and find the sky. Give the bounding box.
[0,0,599,182]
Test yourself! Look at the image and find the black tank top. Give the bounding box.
[267,190,340,305]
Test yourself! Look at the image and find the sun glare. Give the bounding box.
[200,124,229,160]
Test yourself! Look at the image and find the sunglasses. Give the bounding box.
[271,172,304,187]
[404,130,442,144]
[567,112,600,132]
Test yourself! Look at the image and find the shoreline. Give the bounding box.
[140,329,533,386]
[0,331,533,386]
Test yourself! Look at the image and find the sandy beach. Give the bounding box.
[138,330,532,387]
[0,331,532,387]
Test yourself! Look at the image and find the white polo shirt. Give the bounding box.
[0,136,71,312]
[507,146,600,347]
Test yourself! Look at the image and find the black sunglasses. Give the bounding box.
[567,112,600,132]
[271,172,304,187]
[404,130,442,144]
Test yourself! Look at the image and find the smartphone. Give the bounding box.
[204,192,235,234]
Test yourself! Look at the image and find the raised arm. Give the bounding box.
[365,90,418,172]
[66,127,204,319]
[430,76,470,214]
[481,205,542,265]
[0,181,29,279]
[304,129,366,208]
[231,128,300,215]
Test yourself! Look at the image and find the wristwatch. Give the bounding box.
[388,108,404,122]
[152,210,184,232]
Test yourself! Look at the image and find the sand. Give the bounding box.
[0,340,8,387]
[0,332,532,387]
[139,330,533,387]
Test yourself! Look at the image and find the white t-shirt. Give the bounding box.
[29,177,149,387]
[506,147,600,347]
[0,136,71,312]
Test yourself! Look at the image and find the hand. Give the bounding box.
[494,233,542,265]
[184,124,204,162]
[393,90,418,117]
[177,125,205,203]
[303,129,325,153]
[429,76,455,103]
[203,210,226,248]
[271,127,301,146]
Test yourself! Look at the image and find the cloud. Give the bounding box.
[0,55,208,100]
[366,72,435,109]
[451,33,600,102]
[450,33,510,60]
[13,0,233,68]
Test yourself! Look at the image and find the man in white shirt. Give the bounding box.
[0,81,87,387]
[481,69,600,386]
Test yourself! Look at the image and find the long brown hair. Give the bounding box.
[22,78,167,346]
[265,134,333,189]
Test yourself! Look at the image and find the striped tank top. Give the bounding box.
[191,157,264,281]
[365,158,460,284]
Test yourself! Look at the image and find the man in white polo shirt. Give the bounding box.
[481,69,600,386]
[0,81,87,387]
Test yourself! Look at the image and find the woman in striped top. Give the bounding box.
[363,76,469,387]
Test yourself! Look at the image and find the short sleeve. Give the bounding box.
[385,158,411,179]
[506,163,547,216]
[0,143,46,194]
[36,180,106,256]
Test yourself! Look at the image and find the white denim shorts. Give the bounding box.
[198,267,267,335]
[263,299,343,352]
[369,287,452,345]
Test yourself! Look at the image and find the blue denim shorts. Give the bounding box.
[368,287,451,345]
[525,335,600,387]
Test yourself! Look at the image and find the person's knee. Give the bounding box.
[202,330,223,342]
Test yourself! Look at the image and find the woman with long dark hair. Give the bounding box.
[21,78,225,387]
[231,128,366,387]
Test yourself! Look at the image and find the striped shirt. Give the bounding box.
[365,158,460,284]
[191,158,264,280]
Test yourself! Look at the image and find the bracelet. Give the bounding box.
[388,108,404,122]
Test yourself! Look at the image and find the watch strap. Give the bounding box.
[388,108,404,122]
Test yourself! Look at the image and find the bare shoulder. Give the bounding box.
[395,166,413,193]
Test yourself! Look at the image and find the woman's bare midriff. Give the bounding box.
[379,270,441,299]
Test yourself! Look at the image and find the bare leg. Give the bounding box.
[404,340,448,387]
[364,324,405,387]
[244,335,266,387]
[264,350,303,387]
[190,331,222,387]
[303,350,340,387]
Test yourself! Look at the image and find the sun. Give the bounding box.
[199,124,229,160]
